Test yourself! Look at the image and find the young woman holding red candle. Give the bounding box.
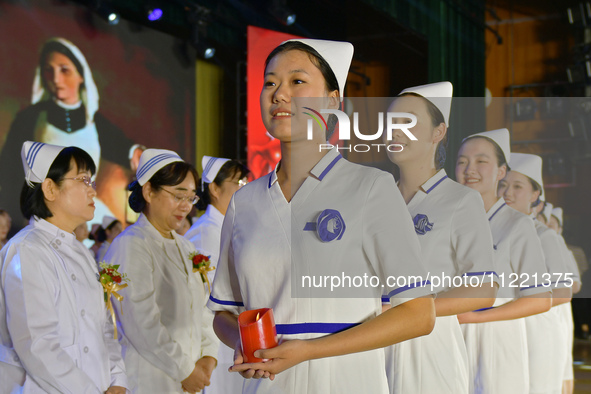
[454,129,551,394]
[207,39,436,394]
[497,153,572,394]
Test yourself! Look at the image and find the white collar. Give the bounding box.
[54,98,82,110]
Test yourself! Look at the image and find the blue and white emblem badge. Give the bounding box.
[316,209,346,242]
[413,214,433,235]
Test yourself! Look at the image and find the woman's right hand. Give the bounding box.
[232,340,274,380]
[181,362,210,393]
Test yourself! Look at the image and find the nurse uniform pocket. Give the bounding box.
[60,343,81,367]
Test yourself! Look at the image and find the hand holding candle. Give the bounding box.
[238,308,278,363]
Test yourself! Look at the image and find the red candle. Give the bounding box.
[238,308,278,363]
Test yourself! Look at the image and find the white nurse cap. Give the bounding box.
[102,216,118,229]
[400,81,453,126]
[551,207,563,227]
[463,128,511,166]
[136,149,184,186]
[541,202,554,223]
[283,38,354,98]
[201,155,230,192]
[21,141,65,188]
[509,153,544,197]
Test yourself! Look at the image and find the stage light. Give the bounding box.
[96,6,120,25]
[107,12,119,24]
[147,8,163,21]
[203,47,215,59]
[270,0,296,26]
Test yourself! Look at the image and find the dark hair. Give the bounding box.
[398,93,447,170]
[20,147,96,220]
[128,161,199,213]
[528,177,543,208]
[461,136,511,171]
[96,219,121,242]
[39,41,84,91]
[196,160,250,211]
[265,41,340,94]
[265,41,341,135]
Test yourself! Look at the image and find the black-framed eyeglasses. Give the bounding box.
[160,188,199,205]
[63,175,96,190]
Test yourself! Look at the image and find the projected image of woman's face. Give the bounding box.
[42,51,84,105]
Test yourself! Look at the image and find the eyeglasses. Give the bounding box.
[160,188,199,205]
[63,175,96,190]
[226,178,249,188]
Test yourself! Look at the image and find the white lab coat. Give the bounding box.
[385,170,497,394]
[0,217,127,394]
[186,204,224,285]
[95,240,110,264]
[105,213,218,394]
[208,149,433,394]
[461,198,549,394]
[185,204,243,394]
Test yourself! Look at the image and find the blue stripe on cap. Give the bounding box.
[387,280,431,297]
[137,153,180,180]
[27,142,45,169]
[275,322,360,335]
[208,295,244,307]
[318,155,342,181]
[202,158,217,182]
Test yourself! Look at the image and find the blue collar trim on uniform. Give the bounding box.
[425,175,448,194]
[317,155,342,181]
[209,295,244,307]
[268,173,273,189]
[275,322,360,335]
[488,203,506,222]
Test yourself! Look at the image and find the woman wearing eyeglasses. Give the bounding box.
[184,156,249,394]
[104,149,219,394]
[0,141,127,393]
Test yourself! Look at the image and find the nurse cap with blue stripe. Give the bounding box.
[201,155,230,191]
[551,207,563,227]
[400,82,453,126]
[509,153,544,198]
[21,141,65,188]
[136,149,184,186]
[283,38,354,99]
[463,128,511,166]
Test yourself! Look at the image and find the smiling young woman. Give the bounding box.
[455,130,551,394]
[498,152,572,394]
[0,141,127,393]
[207,39,435,394]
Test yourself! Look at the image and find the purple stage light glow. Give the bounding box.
[148,8,163,21]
